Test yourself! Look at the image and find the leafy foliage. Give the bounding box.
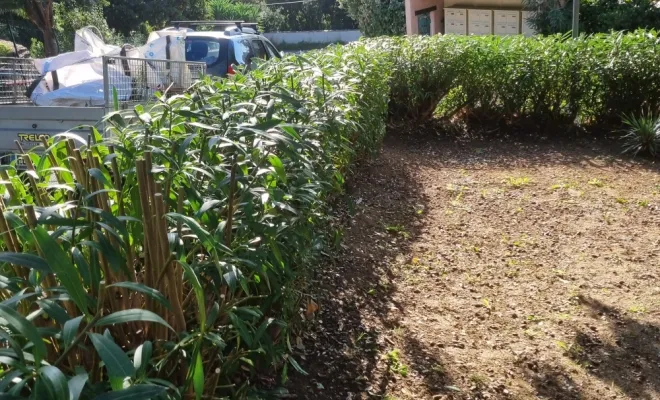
[621,112,660,156]
[208,0,260,22]
[0,42,390,399]
[339,0,405,36]
[259,0,356,32]
[523,0,660,35]
[384,31,660,123]
[104,0,207,35]
[0,41,11,55]
[53,3,124,52]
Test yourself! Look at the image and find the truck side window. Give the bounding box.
[251,40,267,60]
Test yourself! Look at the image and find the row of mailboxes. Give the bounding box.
[444,8,536,36]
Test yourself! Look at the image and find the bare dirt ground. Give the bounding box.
[287,126,660,400]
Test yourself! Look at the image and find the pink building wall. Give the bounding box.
[405,0,444,35]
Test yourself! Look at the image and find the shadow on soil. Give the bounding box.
[285,122,660,400]
[572,297,660,399]
[522,296,660,400]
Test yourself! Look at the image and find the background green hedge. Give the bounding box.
[385,31,660,123]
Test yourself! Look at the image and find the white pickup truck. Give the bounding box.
[0,55,205,168]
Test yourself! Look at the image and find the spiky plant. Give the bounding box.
[621,112,660,156]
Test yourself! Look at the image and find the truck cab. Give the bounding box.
[170,21,281,77]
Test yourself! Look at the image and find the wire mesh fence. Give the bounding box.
[0,57,41,105]
[103,56,206,108]
[0,55,205,107]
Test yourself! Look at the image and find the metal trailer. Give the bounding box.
[0,55,206,167]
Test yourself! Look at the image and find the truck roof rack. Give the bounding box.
[170,20,259,33]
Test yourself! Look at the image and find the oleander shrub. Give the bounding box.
[384,30,660,124]
[0,42,389,399]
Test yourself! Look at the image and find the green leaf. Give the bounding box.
[0,253,50,273]
[229,312,253,348]
[197,200,222,216]
[38,366,70,400]
[191,351,203,400]
[288,356,308,376]
[88,333,135,379]
[93,384,167,400]
[0,330,25,365]
[62,316,83,349]
[36,299,71,325]
[96,310,173,331]
[112,86,119,112]
[133,341,152,377]
[165,213,229,254]
[267,155,287,184]
[88,168,112,188]
[180,262,206,330]
[68,373,88,400]
[107,283,172,311]
[187,121,221,131]
[33,227,88,315]
[0,304,47,366]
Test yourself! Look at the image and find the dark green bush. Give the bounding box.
[208,0,260,22]
[385,31,660,123]
[524,0,660,35]
[0,43,390,399]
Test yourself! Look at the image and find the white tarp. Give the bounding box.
[30,27,190,107]
[30,49,132,107]
[74,27,121,56]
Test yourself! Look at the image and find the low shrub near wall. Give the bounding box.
[385,30,660,124]
[0,43,389,399]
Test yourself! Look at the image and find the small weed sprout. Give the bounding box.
[386,349,409,377]
[629,305,647,314]
[505,176,532,188]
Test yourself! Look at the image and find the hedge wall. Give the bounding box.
[0,31,658,400]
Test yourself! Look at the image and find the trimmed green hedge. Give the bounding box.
[0,31,658,400]
[386,31,660,123]
[0,43,389,399]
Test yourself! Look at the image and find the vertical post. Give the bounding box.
[11,58,17,104]
[7,22,20,57]
[572,0,580,38]
[102,56,110,112]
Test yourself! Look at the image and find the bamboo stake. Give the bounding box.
[65,140,84,185]
[151,185,167,339]
[0,199,23,278]
[40,137,65,185]
[14,141,46,207]
[71,149,88,190]
[135,160,155,329]
[224,160,237,246]
[155,193,186,334]
[24,205,59,297]
[0,170,17,201]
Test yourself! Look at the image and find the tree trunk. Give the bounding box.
[41,27,58,57]
[24,0,58,56]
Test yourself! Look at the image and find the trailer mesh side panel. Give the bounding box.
[103,56,206,108]
[0,57,41,105]
[0,56,206,107]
